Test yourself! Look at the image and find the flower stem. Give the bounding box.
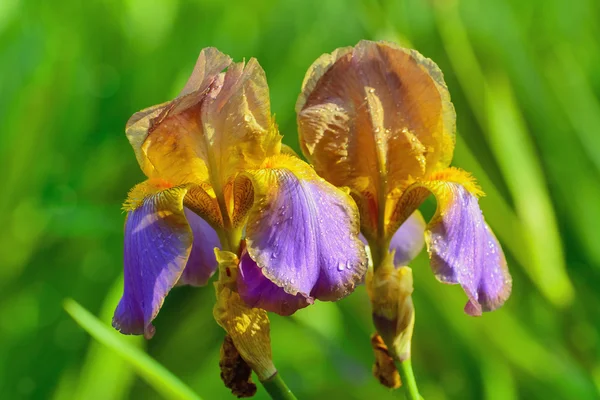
[395,359,421,400]
[260,373,297,400]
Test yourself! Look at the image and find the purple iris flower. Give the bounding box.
[112,47,367,341]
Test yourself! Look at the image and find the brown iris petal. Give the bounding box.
[297,40,455,239]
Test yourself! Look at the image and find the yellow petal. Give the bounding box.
[201,60,281,188]
[126,48,281,203]
[297,40,455,239]
[123,179,223,230]
[126,48,231,182]
[184,183,224,229]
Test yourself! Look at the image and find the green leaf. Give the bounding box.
[63,298,202,400]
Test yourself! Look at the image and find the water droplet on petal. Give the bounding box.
[337,262,345,271]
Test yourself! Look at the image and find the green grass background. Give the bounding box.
[1,0,599,398]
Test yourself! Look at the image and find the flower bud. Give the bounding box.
[366,251,415,362]
[213,250,277,382]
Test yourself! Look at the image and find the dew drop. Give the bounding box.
[337,262,345,271]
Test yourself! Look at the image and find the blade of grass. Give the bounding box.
[63,298,202,400]
[546,46,600,174]
[71,279,143,400]
[485,76,574,306]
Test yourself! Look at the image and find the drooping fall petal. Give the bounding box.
[113,186,193,339]
[297,40,455,239]
[389,168,512,315]
[114,181,222,337]
[239,155,367,315]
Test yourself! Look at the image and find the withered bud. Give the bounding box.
[213,250,277,382]
[220,335,257,398]
[371,333,401,389]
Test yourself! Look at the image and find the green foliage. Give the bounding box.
[1,0,599,398]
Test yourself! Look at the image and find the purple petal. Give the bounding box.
[238,252,313,316]
[245,164,367,315]
[390,211,426,266]
[427,184,512,316]
[113,188,192,338]
[177,208,220,286]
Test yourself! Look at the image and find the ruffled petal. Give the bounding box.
[177,208,221,286]
[126,48,231,182]
[113,186,193,338]
[390,168,512,315]
[297,40,455,239]
[242,155,367,314]
[389,211,426,266]
[200,58,281,185]
[126,48,281,193]
[237,251,313,316]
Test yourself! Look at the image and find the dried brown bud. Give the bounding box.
[371,333,401,389]
[219,335,257,398]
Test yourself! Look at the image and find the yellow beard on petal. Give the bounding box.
[122,178,174,211]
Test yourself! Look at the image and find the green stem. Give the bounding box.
[396,359,421,400]
[260,373,297,400]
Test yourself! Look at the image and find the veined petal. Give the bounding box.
[297,40,455,238]
[201,58,281,186]
[389,168,511,315]
[114,182,221,338]
[126,47,281,193]
[177,208,221,286]
[242,155,367,315]
[390,211,426,266]
[126,48,231,181]
[113,186,192,338]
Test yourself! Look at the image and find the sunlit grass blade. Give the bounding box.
[70,279,142,400]
[63,298,202,400]
[546,46,600,174]
[485,76,574,306]
[481,357,516,400]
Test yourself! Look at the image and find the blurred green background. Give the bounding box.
[1,0,599,398]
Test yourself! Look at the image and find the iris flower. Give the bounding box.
[112,48,367,386]
[296,41,512,360]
